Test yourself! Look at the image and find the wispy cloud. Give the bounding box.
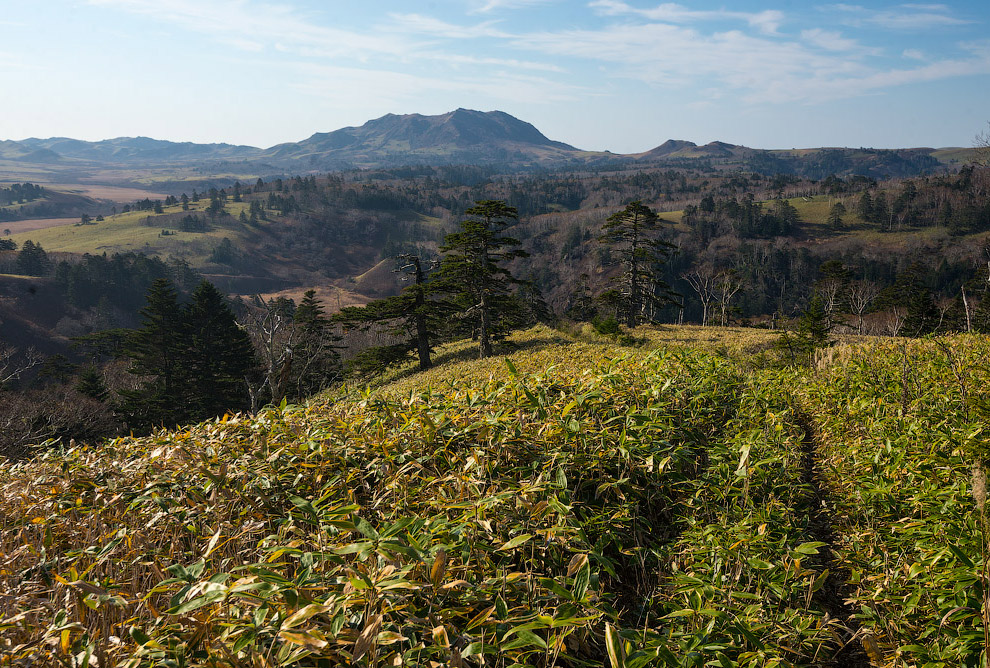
[829,3,972,30]
[800,29,871,53]
[472,0,556,14]
[514,19,990,105]
[86,0,415,57]
[385,13,511,39]
[589,1,785,35]
[291,63,584,109]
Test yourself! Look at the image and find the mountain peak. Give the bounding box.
[276,109,579,167]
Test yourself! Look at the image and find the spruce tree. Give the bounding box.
[436,200,528,358]
[291,290,342,398]
[183,281,257,420]
[598,201,677,327]
[118,279,188,430]
[76,366,108,402]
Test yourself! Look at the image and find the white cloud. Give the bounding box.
[589,1,785,35]
[291,63,584,109]
[800,29,867,52]
[829,3,971,30]
[385,13,511,39]
[514,19,990,105]
[902,48,926,60]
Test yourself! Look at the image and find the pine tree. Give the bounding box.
[826,201,846,229]
[857,191,874,222]
[436,200,528,358]
[598,200,677,327]
[183,281,257,420]
[16,240,50,276]
[902,287,939,337]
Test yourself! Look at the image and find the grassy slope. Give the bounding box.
[1,326,988,667]
[11,201,253,261]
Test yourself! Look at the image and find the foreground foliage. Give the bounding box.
[1,326,988,667]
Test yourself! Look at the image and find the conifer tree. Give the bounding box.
[291,290,342,397]
[336,255,448,373]
[436,200,528,358]
[16,240,50,276]
[118,279,188,430]
[598,200,677,327]
[183,281,257,419]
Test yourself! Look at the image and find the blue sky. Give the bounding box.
[1,1,988,152]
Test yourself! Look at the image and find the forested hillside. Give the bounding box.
[0,161,987,454]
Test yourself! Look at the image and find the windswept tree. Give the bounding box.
[599,200,677,327]
[436,200,528,358]
[336,254,448,374]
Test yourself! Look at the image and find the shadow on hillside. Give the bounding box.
[381,331,576,385]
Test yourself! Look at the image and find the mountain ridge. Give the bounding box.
[0,109,975,179]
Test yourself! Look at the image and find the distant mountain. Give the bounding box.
[16,136,262,164]
[262,108,584,168]
[0,109,975,181]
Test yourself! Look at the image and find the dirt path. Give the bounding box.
[795,408,873,668]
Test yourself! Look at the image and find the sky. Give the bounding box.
[1,1,988,152]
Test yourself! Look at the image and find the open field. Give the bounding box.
[0,217,80,235]
[2,325,987,666]
[10,201,252,259]
[43,183,169,202]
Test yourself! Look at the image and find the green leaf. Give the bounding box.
[793,541,827,555]
[353,516,379,540]
[571,559,591,602]
[497,534,533,551]
[604,623,624,668]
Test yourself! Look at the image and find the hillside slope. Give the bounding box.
[1,326,987,666]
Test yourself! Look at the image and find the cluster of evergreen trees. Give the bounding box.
[0,183,45,205]
[682,194,801,240]
[116,280,256,430]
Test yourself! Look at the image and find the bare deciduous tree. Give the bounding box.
[0,343,42,388]
[243,297,296,411]
[976,122,990,167]
[683,267,718,326]
[714,271,743,327]
[847,280,881,336]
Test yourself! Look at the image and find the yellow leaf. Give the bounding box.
[352,614,383,662]
[279,630,328,649]
[432,625,450,648]
[567,554,589,577]
[283,604,330,630]
[430,549,447,587]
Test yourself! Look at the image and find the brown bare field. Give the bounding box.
[46,183,168,202]
[252,284,371,313]
[0,217,77,235]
